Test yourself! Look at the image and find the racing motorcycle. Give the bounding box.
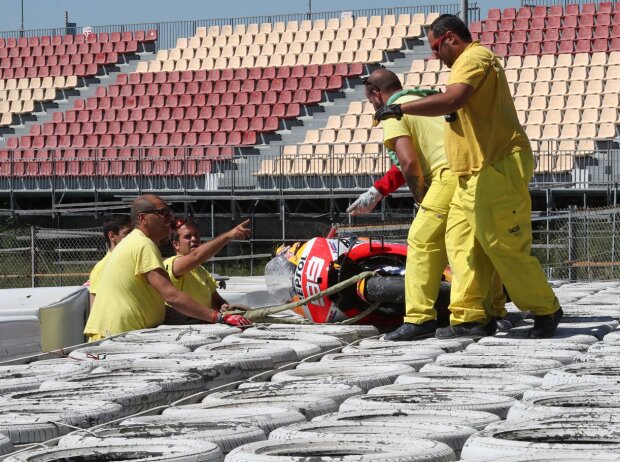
[264,229,451,329]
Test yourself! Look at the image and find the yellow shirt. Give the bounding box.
[164,255,218,307]
[382,94,448,184]
[88,252,110,295]
[446,41,531,176]
[84,229,166,340]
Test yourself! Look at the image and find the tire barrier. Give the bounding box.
[507,392,620,421]
[523,383,620,400]
[225,438,456,462]
[0,360,93,394]
[132,355,257,382]
[433,353,563,377]
[370,380,531,399]
[0,433,13,456]
[271,364,414,392]
[4,441,223,462]
[318,351,435,370]
[249,324,378,343]
[156,323,242,337]
[58,420,266,454]
[269,420,477,453]
[102,328,222,350]
[542,363,620,388]
[357,338,471,353]
[477,336,597,349]
[341,344,446,359]
[221,337,323,361]
[418,364,545,387]
[68,342,191,369]
[234,330,345,353]
[160,405,307,433]
[312,408,501,431]
[461,421,620,460]
[194,343,299,368]
[41,370,208,403]
[203,389,339,419]
[340,391,517,418]
[0,400,123,444]
[2,380,165,416]
[238,382,363,405]
[464,344,582,365]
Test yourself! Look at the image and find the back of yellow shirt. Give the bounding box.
[84,229,166,339]
[382,94,448,184]
[164,255,218,307]
[88,252,110,295]
[446,42,531,176]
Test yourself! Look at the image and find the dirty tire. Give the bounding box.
[160,405,306,433]
[221,337,322,361]
[0,360,93,394]
[225,438,456,462]
[433,353,563,377]
[312,408,500,431]
[0,433,13,456]
[271,364,414,392]
[236,330,344,353]
[507,392,620,421]
[102,328,221,350]
[0,400,122,444]
[58,421,266,454]
[195,343,299,367]
[356,338,470,353]
[268,420,477,452]
[369,381,531,399]
[237,382,363,405]
[340,391,517,419]
[318,351,435,371]
[418,364,544,387]
[461,422,620,460]
[464,344,581,365]
[542,363,620,388]
[203,390,339,419]
[3,441,223,462]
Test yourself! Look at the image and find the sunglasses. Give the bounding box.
[361,76,380,91]
[142,207,173,219]
[430,31,450,55]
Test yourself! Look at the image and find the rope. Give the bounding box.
[232,270,376,323]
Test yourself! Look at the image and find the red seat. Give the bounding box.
[528,29,543,42]
[597,13,612,26]
[594,25,611,37]
[242,131,257,145]
[574,39,591,52]
[145,30,158,42]
[610,37,620,50]
[514,18,530,30]
[561,27,576,40]
[525,41,542,55]
[612,25,620,37]
[469,21,482,33]
[592,38,609,51]
[499,19,514,30]
[577,26,593,38]
[511,30,526,42]
[563,15,578,28]
[546,16,562,28]
[580,13,595,27]
[212,132,227,145]
[558,40,574,53]
[565,4,579,16]
[492,43,508,56]
[545,28,560,41]
[197,132,212,145]
[484,20,498,31]
[304,65,319,78]
[488,8,501,20]
[516,6,531,19]
[598,2,613,14]
[582,3,596,14]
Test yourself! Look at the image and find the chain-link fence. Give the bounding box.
[0,204,618,288]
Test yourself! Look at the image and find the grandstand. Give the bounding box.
[0,1,618,218]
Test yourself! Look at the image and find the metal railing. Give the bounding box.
[1,3,478,50]
[0,145,619,195]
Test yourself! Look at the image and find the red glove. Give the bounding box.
[212,310,252,327]
[221,314,252,327]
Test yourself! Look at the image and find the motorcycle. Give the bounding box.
[264,229,451,329]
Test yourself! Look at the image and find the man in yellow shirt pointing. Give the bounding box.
[163,217,252,323]
[374,14,562,338]
[83,194,251,341]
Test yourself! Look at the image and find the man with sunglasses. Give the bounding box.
[163,217,252,324]
[84,194,251,341]
[373,14,562,338]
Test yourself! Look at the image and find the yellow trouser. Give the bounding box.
[445,150,560,325]
[404,168,455,324]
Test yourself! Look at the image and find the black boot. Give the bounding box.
[529,308,563,338]
[384,320,437,341]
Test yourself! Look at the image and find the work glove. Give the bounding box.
[220,313,252,327]
[220,303,250,313]
[346,186,383,216]
[374,104,403,123]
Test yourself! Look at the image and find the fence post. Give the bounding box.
[567,207,575,282]
[30,226,36,288]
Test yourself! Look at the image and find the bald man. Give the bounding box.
[83,194,250,341]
